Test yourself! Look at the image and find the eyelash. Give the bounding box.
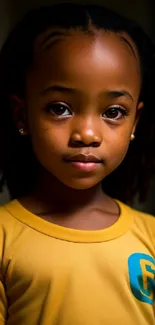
[45,102,129,121]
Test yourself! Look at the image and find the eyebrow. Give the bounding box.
[42,85,134,101]
[42,31,67,48]
[120,35,136,58]
[105,90,133,101]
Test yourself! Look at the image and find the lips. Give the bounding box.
[64,154,103,163]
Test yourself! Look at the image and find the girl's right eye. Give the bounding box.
[46,102,72,118]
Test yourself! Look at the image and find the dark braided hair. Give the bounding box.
[0,2,155,203]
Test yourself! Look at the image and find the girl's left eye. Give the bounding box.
[103,106,128,120]
[46,102,71,117]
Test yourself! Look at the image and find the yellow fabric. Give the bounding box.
[0,199,155,324]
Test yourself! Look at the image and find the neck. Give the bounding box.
[33,169,105,214]
[19,169,119,228]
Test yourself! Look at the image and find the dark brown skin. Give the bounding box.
[13,29,143,230]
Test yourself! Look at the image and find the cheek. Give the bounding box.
[30,122,67,159]
[27,104,67,150]
[106,130,131,168]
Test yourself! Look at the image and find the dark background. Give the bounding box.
[0,0,155,214]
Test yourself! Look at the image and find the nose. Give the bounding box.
[70,117,103,147]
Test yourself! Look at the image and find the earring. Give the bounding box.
[19,128,25,135]
[130,133,135,140]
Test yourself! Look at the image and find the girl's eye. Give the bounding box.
[103,106,127,120]
[46,102,72,117]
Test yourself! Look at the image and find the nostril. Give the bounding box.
[92,142,100,147]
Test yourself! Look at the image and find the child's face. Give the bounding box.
[24,29,143,190]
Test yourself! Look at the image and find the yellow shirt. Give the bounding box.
[0,199,155,324]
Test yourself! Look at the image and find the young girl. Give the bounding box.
[0,2,155,324]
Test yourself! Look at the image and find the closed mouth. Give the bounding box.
[64,154,103,163]
[69,160,101,163]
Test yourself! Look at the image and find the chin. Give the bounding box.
[60,178,102,190]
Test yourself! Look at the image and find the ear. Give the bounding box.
[131,101,144,135]
[10,95,29,135]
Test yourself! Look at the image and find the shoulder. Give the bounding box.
[0,200,26,260]
[0,200,23,243]
[127,203,154,223]
[118,200,155,238]
[117,200,155,221]
[0,200,18,227]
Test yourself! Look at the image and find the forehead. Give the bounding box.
[29,29,141,96]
